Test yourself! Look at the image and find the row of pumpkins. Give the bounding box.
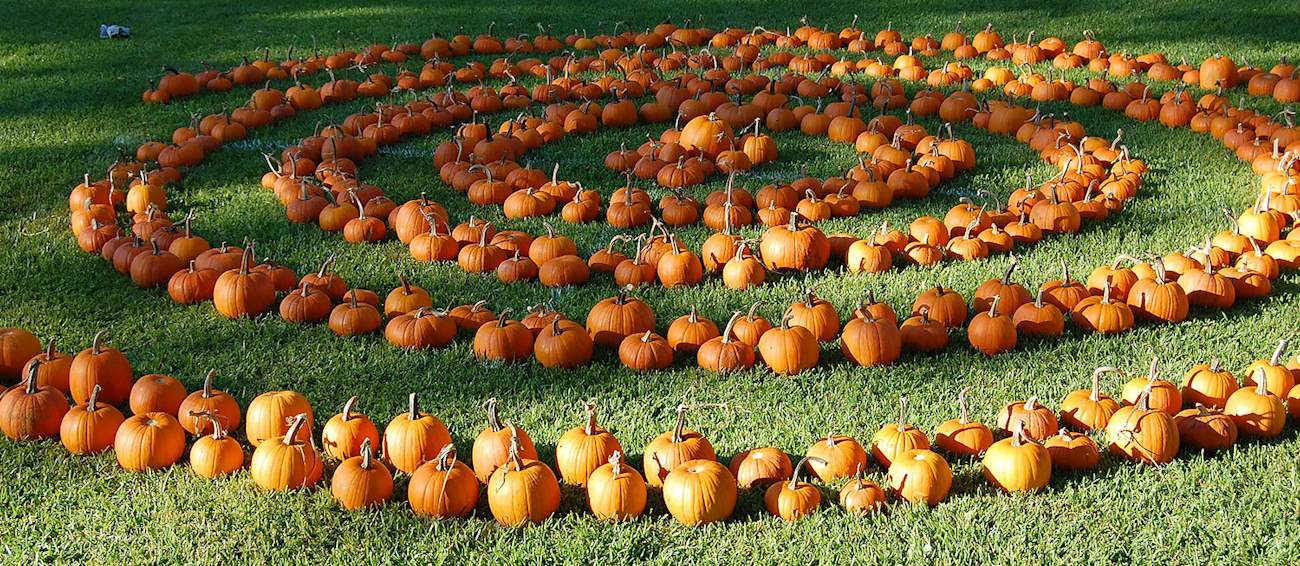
[2,325,1297,523]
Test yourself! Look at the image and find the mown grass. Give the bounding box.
[2,0,1300,563]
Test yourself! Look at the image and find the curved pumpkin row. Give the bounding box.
[3,330,1298,523]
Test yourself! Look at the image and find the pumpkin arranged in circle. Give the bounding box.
[472,398,539,483]
[384,393,452,474]
[872,396,931,467]
[887,448,952,506]
[934,387,994,457]
[321,395,380,460]
[188,411,245,479]
[764,455,824,521]
[331,438,394,510]
[982,421,1052,493]
[115,411,186,472]
[1,360,70,441]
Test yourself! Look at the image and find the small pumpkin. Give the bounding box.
[934,387,994,457]
[729,447,793,489]
[68,330,132,406]
[586,451,648,521]
[177,369,241,436]
[1060,367,1123,431]
[409,444,479,518]
[128,374,187,417]
[115,411,187,472]
[806,432,869,482]
[59,384,123,454]
[472,398,539,483]
[188,412,245,478]
[886,449,952,506]
[872,396,931,467]
[757,313,820,375]
[321,395,380,460]
[383,393,452,474]
[662,459,738,525]
[982,421,1051,493]
[839,469,887,514]
[331,438,394,510]
[555,400,623,486]
[487,427,562,526]
[250,413,322,489]
[643,403,717,487]
[245,389,312,447]
[996,396,1059,441]
[0,360,69,441]
[764,455,825,521]
[1180,359,1238,409]
[1043,430,1100,471]
[1224,367,1287,438]
[1174,404,1238,451]
[1105,383,1180,464]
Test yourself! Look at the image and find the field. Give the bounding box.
[3,0,1300,563]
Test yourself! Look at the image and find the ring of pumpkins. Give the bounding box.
[2,329,1299,522]
[27,21,1300,525]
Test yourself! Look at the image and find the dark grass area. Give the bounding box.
[2,0,1300,563]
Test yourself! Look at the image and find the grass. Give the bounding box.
[3,0,1300,563]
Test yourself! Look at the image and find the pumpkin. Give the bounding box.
[123,373,186,419]
[871,396,931,467]
[409,444,479,518]
[586,451,647,521]
[1175,404,1238,451]
[279,281,332,323]
[806,432,869,482]
[982,421,1051,492]
[839,471,887,515]
[934,387,994,457]
[0,360,69,441]
[534,317,594,369]
[1242,339,1295,398]
[213,245,276,319]
[760,211,830,271]
[996,396,1059,441]
[1224,367,1287,437]
[188,412,245,478]
[487,428,562,526]
[586,290,656,348]
[973,256,1032,313]
[644,403,717,487]
[328,291,383,336]
[764,456,824,521]
[1039,260,1092,312]
[556,400,622,486]
[729,447,793,489]
[177,370,241,436]
[912,285,968,328]
[1105,383,1180,464]
[321,396,380,460]
[115,412,186,472]
[250,413,323,489]
[472,398,539,483]
[666,306,719,352]
[1120,357,1183,416]
[886,449,952,506]
[473,310,534,363]
[787,289,841,342]
[385,307,457,350]
[59,384,123,454]
[900,306,950,352]
[245,390,312,447]
[697,311,757,372]
[68,330,132,406]
[662,459,737,525]
[1060,367,1123,431]
[967,295,1017,355]
[383,275,432,317]
[1072,282,1134,334]
[1127,259,1189,323]
[1043,430,1100,471]
[1181,359,1238,409]
[757,313,820,375]
[384,393,452,474]
[1013,290,1065,337]
[331,438,394,510]
[0,327,41,381]
[23,336,71,394]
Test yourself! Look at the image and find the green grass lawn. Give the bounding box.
[3,0,1300,563]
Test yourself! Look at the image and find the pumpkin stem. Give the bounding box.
[1147,356,1160,384]
[283,413,307,446]
[1090,367,1120,401]
[20,359,41,394]
[671,401,689,443]
[507,422,524,471]
[1001,254,1019,284]
[433,443,456,471]
[408,392,420,420]
[957,387,971,424]
[1254,367,1270,395]
[485,397,504,432]
[1024,396,1039,412]
[341,395,358,421]
[1270,339,1289,366]
[609,450,624,475]
[896,395,909,432]
[789,455,825,489]
[359,437,374,469]
[91,330,109,355]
